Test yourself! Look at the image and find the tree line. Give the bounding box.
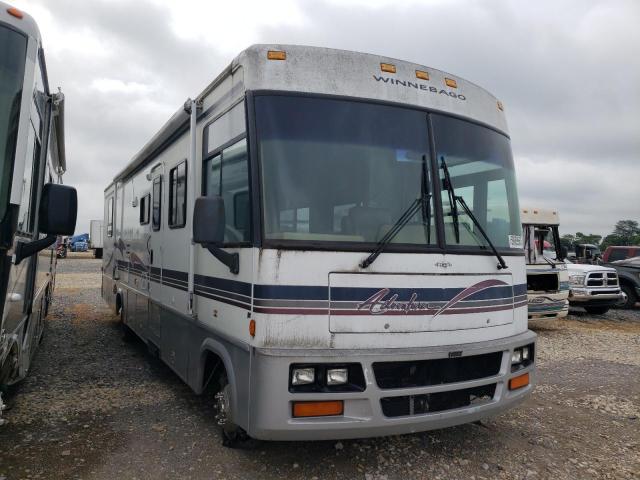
[560,220,640,250]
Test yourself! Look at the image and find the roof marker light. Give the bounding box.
[445,78,457,88]
[415,70,429,80]
[267,50,286,60]
[497,100,504,111]
[7,6,24,18]
[380,63,396,74]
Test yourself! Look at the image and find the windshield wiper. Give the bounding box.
[360,155,431,269]
[440,156,508,270]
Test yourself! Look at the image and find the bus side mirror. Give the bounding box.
[193,196,225,246]
[39,183,78,235]
[193,196,239,274]
[14,183,77,265]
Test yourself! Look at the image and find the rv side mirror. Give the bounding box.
[193,196,239,274]
[561,246,568,259]
[14,183,78,265]
[193,196,225,246]
[39,183,78,235]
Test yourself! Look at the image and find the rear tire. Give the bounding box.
[620,284,637,309]
[584,306,610,315]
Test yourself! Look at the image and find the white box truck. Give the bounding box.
[89,219,103,258]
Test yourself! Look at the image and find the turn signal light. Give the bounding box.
[509,373,529,390]
[7,6,23,18]
[267,50,286,60]
[292,400,344,418]
[249,319,256,337]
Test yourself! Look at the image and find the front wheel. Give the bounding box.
[214,374,255,448]
[620,284,638,309]
[584,306,610,315]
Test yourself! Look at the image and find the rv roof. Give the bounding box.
[112,44,510,186]
[521,208,560,226]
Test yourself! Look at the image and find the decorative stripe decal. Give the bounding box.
[116,261,527,316]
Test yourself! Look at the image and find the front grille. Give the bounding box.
[373,352,502,389]
[380,384,496,417]
[586,272,618,287]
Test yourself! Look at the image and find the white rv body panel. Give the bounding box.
[103,45,534,441]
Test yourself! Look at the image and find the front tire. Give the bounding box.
[584,306,610,315]
[215,373,255,448]
[620,284,638,309]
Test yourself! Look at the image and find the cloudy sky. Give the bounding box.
[11,0,640,237]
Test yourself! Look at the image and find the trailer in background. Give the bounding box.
[90,220,103,258]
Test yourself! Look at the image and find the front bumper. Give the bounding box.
[248,330,536,441]
[568,288,623,306]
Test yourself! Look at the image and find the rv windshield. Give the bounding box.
[0,25,27,221]
[255,94,520,251]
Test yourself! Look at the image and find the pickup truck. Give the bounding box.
[604,256,640,308]
[565,260,624,314]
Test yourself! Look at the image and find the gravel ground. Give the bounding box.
[0,255,639,480]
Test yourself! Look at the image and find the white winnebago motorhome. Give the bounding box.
[521,208,569,320]
[102,45,534,445]
[0,2,77,421]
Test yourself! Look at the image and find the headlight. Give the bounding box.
[291,367,315,385]
[569,274,585,286]
[511,344,534,371]
[511,350,522,363]
[327,368,348,386]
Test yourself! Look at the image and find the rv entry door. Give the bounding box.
[147,173,164,345]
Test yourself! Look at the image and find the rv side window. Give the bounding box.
[152,177,161,231]
[169,161,187,228]
[204,139,250,244]
[139,193,150,225]
[107,197,114,237]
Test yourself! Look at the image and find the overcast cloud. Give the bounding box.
[11,0,640,236]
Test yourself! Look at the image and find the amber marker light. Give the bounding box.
[415,70,429,80]
[292,400,344,418]
[267,50,286,60]
[497,100,504,111]
[445,78,457,88]
[380,63,396,73]
[7,6,24,18]
[249,319,256,337]
[509,372,530,391]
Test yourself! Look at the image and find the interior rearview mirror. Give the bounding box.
[15,183,78,265]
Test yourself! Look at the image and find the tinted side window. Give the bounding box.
[107,197,114,237]
[608,249,627,262]
[169,161,187,228]
[139,194,150,225]
[152,177,161,231]
[220,139,250,243]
